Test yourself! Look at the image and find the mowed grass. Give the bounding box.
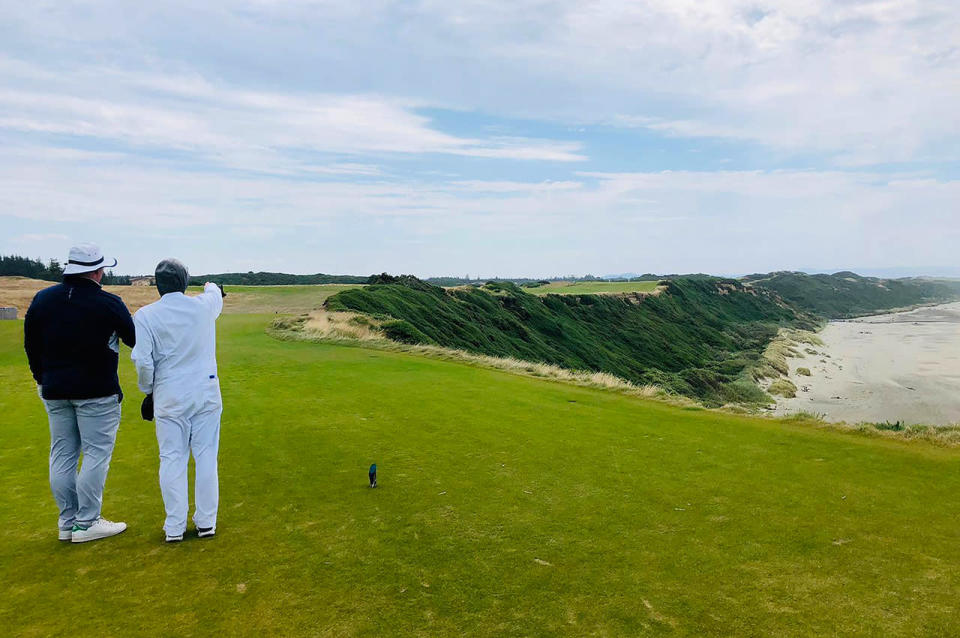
[527,280,662,295]
[2,317,960,636]
[204,284,363,314]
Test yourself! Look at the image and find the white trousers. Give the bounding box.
[155,406,221,535]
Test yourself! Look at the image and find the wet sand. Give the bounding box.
[776,302,960,425]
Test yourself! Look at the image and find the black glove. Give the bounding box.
[216,283,226,298]
[141,394,154,421]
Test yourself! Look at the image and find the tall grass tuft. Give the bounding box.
[780,412,960,447]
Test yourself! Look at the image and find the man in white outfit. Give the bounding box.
[131,259,224,543]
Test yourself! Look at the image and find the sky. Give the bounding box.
[0,0,958,278]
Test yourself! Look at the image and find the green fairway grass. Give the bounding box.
[2,316,959,636]
[527,281,662,295]
[194,283,363,314]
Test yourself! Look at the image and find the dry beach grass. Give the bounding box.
[0,276,164,314]
[0,276,360,316]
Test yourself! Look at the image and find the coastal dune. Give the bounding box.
[777,302,960,425]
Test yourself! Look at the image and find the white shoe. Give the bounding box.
[165,533,183,543]
[71,518,127,543]
[58,528,72,542]
[197,526,216,539]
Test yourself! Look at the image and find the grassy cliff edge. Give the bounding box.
[317,276,814,406]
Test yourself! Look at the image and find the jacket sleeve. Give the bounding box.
[113,297,136,348]
[130,312,155,394]
[199,282,224,318]
[23,294,43,384]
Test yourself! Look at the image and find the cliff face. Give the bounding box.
[327,277,813,405]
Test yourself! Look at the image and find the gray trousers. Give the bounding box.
[43,394,121,529]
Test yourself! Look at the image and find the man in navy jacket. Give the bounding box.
[24,243,136,543]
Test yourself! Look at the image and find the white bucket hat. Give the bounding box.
[62,242,118,275]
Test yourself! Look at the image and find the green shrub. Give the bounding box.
[348,315,375,327]
[722,380,773,405]
[796,367,812,376]
[768,379,798,398]
[715,358,752,375]
[381,320,433,345]
[875,420,905,432]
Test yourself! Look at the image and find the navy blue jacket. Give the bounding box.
[24,277,136,400]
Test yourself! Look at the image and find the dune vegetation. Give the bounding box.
[743,271,960,319]
[325,275,814,406]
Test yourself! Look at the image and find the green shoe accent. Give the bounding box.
[71,524,88,532]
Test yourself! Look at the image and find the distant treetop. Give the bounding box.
[188,271,369,286]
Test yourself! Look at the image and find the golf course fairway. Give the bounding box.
[2,315,959,636]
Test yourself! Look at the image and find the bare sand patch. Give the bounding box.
[776,302,960,425]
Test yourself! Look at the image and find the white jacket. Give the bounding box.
[131,283,223,418]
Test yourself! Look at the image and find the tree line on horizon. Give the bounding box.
[2,254,678,287]
[0,255,367,286]
[0,255,130,285]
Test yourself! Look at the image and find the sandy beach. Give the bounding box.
[776,302,960,425]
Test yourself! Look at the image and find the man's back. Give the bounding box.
[24,277,135,400]
[28,243,132,543]
[132,273,225,542]
[132,285,223,418]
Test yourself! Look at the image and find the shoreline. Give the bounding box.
[774,302,960,426]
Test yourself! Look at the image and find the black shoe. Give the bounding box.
[197,527,216,539]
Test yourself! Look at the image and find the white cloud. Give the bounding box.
[304,163,383,176]
[2,1,956,165]
[0,60,585,170]
[2,141,957,274]
[12,233,70,243]
[447,180,583,193]
[408,0,960,163]
[0,1,957,275]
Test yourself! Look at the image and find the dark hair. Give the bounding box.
[155,259,189,295]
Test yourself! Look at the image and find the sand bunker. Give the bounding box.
[776,302,960,425]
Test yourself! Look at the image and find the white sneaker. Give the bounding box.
[165,533,183,543]
[58,528,72,542]
[71,518,127,543]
